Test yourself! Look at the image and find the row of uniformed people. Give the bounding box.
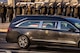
[0,2,14,23]
[0,2,80,23]
[6,2,80,17]
[0,2,21,23]
[17,2,80,18]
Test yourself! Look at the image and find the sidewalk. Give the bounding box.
[0,23,10,32]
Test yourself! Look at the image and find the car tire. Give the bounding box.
[18,35,30,49]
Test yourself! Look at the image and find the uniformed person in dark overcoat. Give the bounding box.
[35,4,41,15]
[7,4,14,22]
[0,2,6,23]
[22,4,28,15]
[61,1,66,16]
[63,2,68,16]
[64,2,69,16]
[31,3,36,15]
[65,2,71,16]
[40,3,47,15]
[72,3,78,18]
[27,4,32,15]
[15,3,22,15]
[48,3,54,15]
[53,1,57,15]
[56,3,62,15]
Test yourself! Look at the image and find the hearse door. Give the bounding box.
[58,21,79,45]
[39,21,59,42]
[15,20,44,40]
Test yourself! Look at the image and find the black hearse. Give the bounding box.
[6,15,80,49]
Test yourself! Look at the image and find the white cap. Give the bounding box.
[49,3,53,6]
[16,2,20,5]
[57,3,61,6]
[66,2,70,5]
[41,2,45,6]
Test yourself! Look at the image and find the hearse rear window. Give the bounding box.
[16,21,40,28]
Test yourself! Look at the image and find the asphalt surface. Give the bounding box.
[0,32,80,53]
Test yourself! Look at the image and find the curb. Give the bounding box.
[0,29,8,32]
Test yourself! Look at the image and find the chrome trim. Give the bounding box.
[32,39,76,44]
[15,21,27,27]
[57,21,61,29]
[39,21,43,28]
[15,20,41,28]
[12,18,28,24]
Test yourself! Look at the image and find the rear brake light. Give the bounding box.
[8,28,12,32]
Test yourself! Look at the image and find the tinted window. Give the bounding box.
[42,22,57,29]
[18,21,40,28]
[66,18,80,29]
[60,21,75,30]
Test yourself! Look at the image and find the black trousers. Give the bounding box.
[0,13,6,23]
[8,14,13,22]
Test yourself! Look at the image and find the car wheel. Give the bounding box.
[18,35,30,49]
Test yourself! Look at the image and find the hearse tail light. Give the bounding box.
[7,27,12,32]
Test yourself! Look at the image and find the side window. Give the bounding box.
[18,21,40,28]
[60,21,76,31]
[42,22,57,29]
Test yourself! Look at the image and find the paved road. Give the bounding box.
[0,32,80,53]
